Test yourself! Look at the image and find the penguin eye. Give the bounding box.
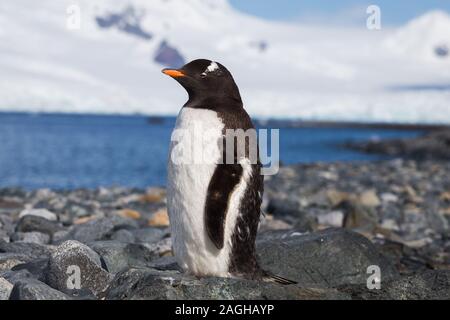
[200,72,207,78]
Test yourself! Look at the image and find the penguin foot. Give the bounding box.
[262,273,297,285]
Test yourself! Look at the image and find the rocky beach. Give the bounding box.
[1,143,450,300]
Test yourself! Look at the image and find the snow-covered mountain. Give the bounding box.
[385,10,450,62]
[0,0,449,123]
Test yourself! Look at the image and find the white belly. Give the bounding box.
[166,107,248,277]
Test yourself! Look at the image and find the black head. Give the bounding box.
[162,59,242,109]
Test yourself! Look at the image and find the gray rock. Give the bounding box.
[52,230,71,244]
[58,287,97,300]
[10,279,70,300]
[142,237,172,256]
[15,215,63,237]
[133,227,167,243]
[110,229,135,243]
[11,258,49,283]
[105,268,349,300]
[0,214,14,235]
[338,270,450,300]
[0,277,13,300]
[339,200,379,233]
[12,232,50,245]
[267,198,302,217]
[0,198,23,216]
[0,253,29,271]
[148,256,181,272]
[425,206,448,234]
[0,240,50,260]
[90,241,158,274]
[47,240,112,296]
[0,269,38,284]
[64,202,90,218]
[19,208,57,221]
[0,230,9,243]
[257,228,399,288]
[59,216,138,244]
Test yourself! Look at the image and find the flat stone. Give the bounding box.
[110,229,136,243]
[90,241,158,274]
[15,215,63,237]
[11,258,49,283]
[0,269,36,284]
[132,227,167,244]
[10,279,70,300]
[116,209,141,220]
[105,268,349,300]
[338,270,450,300]
[19,208,57,221]
[58,216,138,244]
[12,232,50,245]
[257,228,399,288]
[0,240,51,260]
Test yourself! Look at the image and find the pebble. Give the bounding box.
[139,187,166,203]
[0,255,27,271]
[358,190,381,207]
[317,211,344,227]
[15,215,63,237]
[148,208,170,227]
[11,232,50,245]
[381,193,399,203]
[0,277,14,300]
[18,208,57,222]
[117,209,141,220]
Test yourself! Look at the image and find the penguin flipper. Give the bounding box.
[205,163,243,250]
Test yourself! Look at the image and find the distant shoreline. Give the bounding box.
[1,111,449,131]
[254,119,450,131]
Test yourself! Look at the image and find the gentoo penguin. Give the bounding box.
[162,59,295,284]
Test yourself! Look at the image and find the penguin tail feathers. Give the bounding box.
[262,273,297,285]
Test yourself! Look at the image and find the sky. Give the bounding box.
[229,0,450,25]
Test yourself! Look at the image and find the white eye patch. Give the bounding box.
[206,61,219,73]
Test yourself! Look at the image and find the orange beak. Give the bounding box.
[162,69,185,78]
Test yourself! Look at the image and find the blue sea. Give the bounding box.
[0,112,421,190]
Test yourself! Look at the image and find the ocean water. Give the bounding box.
[0,112,421,190]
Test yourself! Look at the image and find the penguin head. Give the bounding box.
[162,59,242,107]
